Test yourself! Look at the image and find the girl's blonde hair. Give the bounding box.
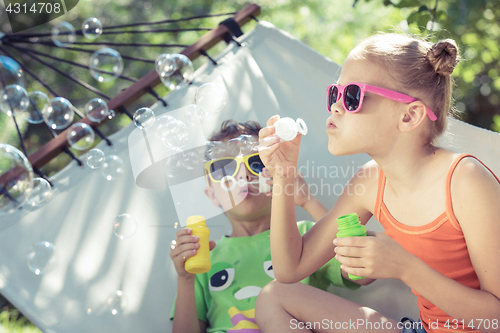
[351,33,460,145]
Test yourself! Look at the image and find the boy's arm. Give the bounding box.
[172,276,206,333]
[262,168,328,222]
[301,195,328,222]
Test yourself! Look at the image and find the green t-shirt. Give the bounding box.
[170,221,359,332]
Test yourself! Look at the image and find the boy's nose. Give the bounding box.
[236,161,255,181]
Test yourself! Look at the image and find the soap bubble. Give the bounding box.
[23,91,49,124]
[230,134,258,155]
[44,97,75,130]
[205,141,224,161]
[163,147,185,178]
[155,54,171,73]
[108,109,116,120]
[106,290,127,315]
[194,83,226,115]
[173,221,179,229]
[26,241,57,275]
[0,56,26,90]
[0,84,29,116]
[183,104,205,126]
[0,144,34,215]
[67,123,95,151]
[85,98,109,123]
[89,48,124,83]
[183,151,204,170]
[154,115,188,148]
[273,117,308,141]
[133,107,155,129]
[51,22,76,48]
[86,148,105,169]
[157,54,193,90]
[113,214,137,240]
[26,178,52,207]
[82,17,103,40]
[100,155,124,181]
[225,138,242,157]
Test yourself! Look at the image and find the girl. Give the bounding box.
[255,33,500,333]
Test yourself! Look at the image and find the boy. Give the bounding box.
[169,120,361,333]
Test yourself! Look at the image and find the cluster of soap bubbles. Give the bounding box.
[51,20,123,83]
[0,144,53,216]
[131,82,227,178]
[155,53,194,90]
[0,56,78,129]
[155,115,189,148]
[84,148,124,181]
[0,56,29,117]
[51,17,103,47]
[204,135,259,161]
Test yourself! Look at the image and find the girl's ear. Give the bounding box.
[204,186,221,207]
[398,101,428,132]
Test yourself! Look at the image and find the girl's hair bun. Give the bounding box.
[426,39,460,76]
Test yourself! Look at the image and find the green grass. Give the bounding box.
[0,307,41,333]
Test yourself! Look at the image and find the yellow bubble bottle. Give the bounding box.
[184,215,211,274]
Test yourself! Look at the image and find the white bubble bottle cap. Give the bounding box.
[273,117,308,141]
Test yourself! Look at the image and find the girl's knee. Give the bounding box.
[256,280,277,310]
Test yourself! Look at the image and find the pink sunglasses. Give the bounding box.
[326,82,437,121]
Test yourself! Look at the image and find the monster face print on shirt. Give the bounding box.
[207,253,274,332]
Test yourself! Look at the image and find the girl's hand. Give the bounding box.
[333,231,415,281]
[258,115,302,178]
[169,228,216,280]
[262,168,312,208]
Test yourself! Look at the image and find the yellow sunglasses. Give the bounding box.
[204,153,264,183]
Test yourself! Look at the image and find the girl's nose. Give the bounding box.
[331,92,345,115]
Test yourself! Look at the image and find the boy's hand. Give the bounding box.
[169,228,216,280]
[262,168,312,208]
[258,115,302,178]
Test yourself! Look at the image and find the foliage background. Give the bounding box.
[0,0,498,330]
[0,0,497,177]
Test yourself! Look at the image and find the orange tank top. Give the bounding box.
[374,154,499,333]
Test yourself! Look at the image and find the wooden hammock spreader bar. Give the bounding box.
[27,3,261,169]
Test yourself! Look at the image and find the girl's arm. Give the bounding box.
[259,116,377,283]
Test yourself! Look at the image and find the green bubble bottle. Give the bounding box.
[184,215,211,274]
[336,213,366,280]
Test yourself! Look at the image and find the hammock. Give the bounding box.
[1,20,499,332]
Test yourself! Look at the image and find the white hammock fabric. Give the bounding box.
[1,21,499,332]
